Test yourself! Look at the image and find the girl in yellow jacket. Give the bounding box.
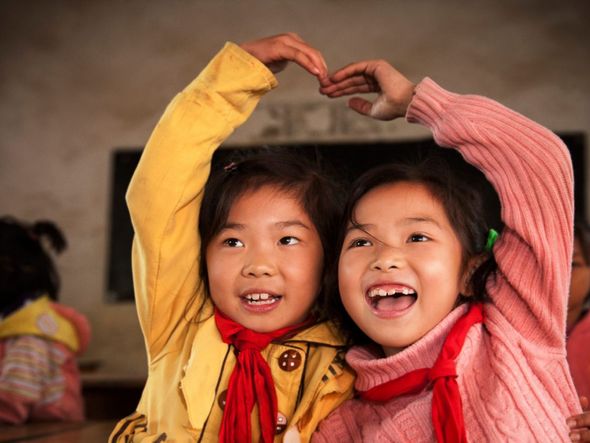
[110,34,355,443]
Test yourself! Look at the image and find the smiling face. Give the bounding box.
[205,185,324,333]
[338,181,467,356]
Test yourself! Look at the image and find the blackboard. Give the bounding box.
[106,133,586,301]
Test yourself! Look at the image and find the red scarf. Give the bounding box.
[359,303,484,443]
[215,308,312,443]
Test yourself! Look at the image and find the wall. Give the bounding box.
[1,0,589,377]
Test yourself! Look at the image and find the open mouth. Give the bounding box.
[365,285,417,315]
[241,292,282,307]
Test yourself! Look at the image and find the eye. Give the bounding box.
[348,238,372,248]
[408,233,429,243]
[223,238,244,248]
[279,236,300,245]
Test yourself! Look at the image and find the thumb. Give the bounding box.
[348,97,373,116]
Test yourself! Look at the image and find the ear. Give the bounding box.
[460,253,488,297]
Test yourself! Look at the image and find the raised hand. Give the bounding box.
[240,33,328,79]
[319,60,415,121]
[569,396,590,441]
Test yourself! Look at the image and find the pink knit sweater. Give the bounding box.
[313,78,581,442]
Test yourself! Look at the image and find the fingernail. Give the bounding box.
[567,419,576,427]
[571,432,580,441]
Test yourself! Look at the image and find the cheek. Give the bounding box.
[338,254,360,302]
[417,248,464,294]
[284,245,324,290]
[307,247,325,290]
[205,248,231,293]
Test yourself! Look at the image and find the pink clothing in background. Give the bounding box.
[568,313,590,399]
[0,301,90,424]
[313,79,581,442]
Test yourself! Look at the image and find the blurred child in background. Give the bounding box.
[567,218,590,399]
[0,216,90,424]
[567,219,590,441]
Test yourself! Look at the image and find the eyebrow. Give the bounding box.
[345,223,374,234]
[275,220,311,230]
[221,222,245,231]
[404,216,441,228]
[221,220,311,231]
[345,216,441,234]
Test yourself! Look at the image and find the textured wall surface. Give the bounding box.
[1,0,589,377]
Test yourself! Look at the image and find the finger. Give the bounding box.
[329,61,380,83]
[570,428,590,442]
[277,45,324,76]
[323,84,376,98]
[275,33,328,76]
[320,75,370,93]
[283,38,328,77]
[318,76,334,88]
[347,97,374,116]
[569,412,590,429]
[321,76,379,96]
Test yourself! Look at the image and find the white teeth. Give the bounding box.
[368,287,416,298]
[244,293,275,303]
[246,297,277,306]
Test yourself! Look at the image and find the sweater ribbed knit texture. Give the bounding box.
[312,78,581,442]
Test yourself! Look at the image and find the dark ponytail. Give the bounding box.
[0,216,67,304]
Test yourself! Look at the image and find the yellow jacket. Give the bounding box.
[110,43,354,443]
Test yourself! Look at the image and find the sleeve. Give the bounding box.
[406,78,574,348]
[126,42,277,361]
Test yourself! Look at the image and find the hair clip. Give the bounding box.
[485,228,499,252]
[223,161,238,173]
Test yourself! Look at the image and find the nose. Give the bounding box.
[370,244,404,272]
[241,246,277,278]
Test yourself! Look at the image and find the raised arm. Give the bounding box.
[128,34,327,361]
[321,61,573,348]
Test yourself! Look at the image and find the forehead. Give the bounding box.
[228,185,309,221]
[353,181,448,222]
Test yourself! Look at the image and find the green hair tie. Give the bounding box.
[485,228,499,252]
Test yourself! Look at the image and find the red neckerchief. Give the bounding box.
[359,303,484,443]
[215,308,313,443]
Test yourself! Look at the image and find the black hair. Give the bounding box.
[0,216,67,312]
[328,148,502,346]
[573,217,590,310]
[197,147,345,322]
[574,217,590,265]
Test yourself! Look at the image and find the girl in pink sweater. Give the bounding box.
[312,60,582,441]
